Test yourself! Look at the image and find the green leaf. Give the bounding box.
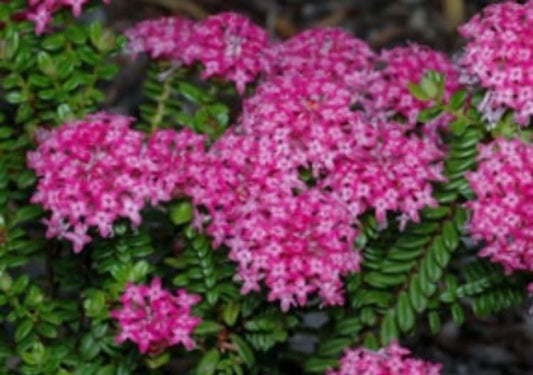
[66,25,87,44]
[421,206,450,220]
[334,317,362,336]
[430,237,451,268]
[451,303,465,325]
[417,105,443,123]
[37,52,56,76]
[0,126,13,139]
[169,200,193,225]
[428,311,441,334]
[37,323,58,338]
[419,75,439,100]
[196,349,220,375]
[380,310,398,345]
[222,302,240,327]
[146,353,170,369]
[194,321,222,336]
[178,82,211,104]
[449,117,469,136]
[396,292,415,332]
[363,333,379,350]
[231,334,255,367]
[15,319,34,342]
[442,221,459,250]
[364,270,407,287]
[80,334,100,360]
[318,337,352,357]
[449,89,468,111]
[89,22,103,49]
[408,83,430,101]
[12,274,29,294]
[304,358,339,373]
[5,91,23,104]
[42,33,66,51]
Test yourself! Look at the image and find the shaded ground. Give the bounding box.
[102,1,531,374]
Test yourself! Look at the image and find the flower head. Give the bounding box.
[124,16,194,61]
[28,113,206,252]
[24,0,110,34]
[459,1,533,125]
[111,278,202,354]
[327,342,442,375]
[367,43,460,129]
[466,137,533,274]
[126,12,270,93]
[264,28,375,86]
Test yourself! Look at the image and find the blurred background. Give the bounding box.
[102,1,532,374]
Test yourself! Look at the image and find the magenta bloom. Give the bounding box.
[126,12,270,93]
[25,0,110,34]
[27,113,206,252]
[111,278,202,354]
[124,16,194,61]
[188,69,444,310]
[367,43,461,128]
[185,12,270,93]
[459,1,533,125]
[466,137,533,274]
[264,28,375,87]
[327,342,442,375]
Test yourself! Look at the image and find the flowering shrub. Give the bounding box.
[1,0,533,374]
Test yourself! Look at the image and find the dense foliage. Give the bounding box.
[1,0,533,374]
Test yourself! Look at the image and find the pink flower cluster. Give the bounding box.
[25,0,110,34]
[367,43,461,127]
[466,137,533,274]
[125,17,194,61]
[240,71,445,225]
[188,67,444,310]
[28,112,206,252]
[111,278,202,354]
[327,342,442,375]
[264,28,375,89]
[125,12,270,93]
[459,1,533,126]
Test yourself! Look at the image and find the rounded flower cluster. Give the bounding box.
[466,137,533,274]
[459,1,533,126]
[28,113,206,252]
[125,12,270,93]
[185,12,270,93]
[240,71,445,225]
[327,342,442,375]
[124,16,194,61]
[189,68,445,310]
[25,0,110,34]
[264,28,375,87]
[367,43,460,127]
[188,131,361,311]
[111,278,202,354]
